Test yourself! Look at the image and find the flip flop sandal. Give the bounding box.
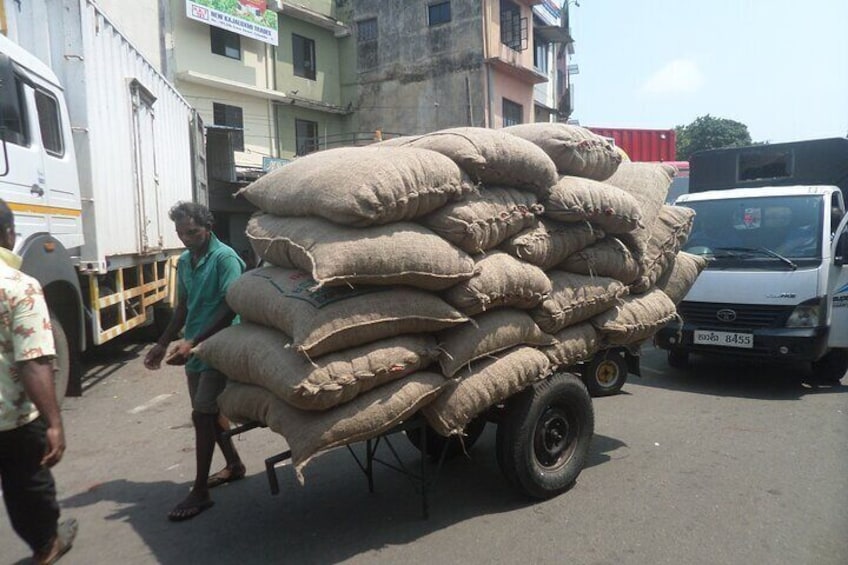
[35,518,78,565]
[168,499,215,522]
[207,466,246,488]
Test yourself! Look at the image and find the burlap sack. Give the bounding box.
[605,162,675,232]
[247,214,476,291]
[438,309,555,377]
[542,322,600,369]
[502,123,621,180]
[559,237,642,285]
[630,205,697,294]
[238,147,472,226]
[420,187,543,254]
[227,267,468,357]
[196,323,440,411]
[218,372,447,481]
[655,251,707,304]
[545,176,644,234]
[422,346,551,436]
[531,271,628,333]
[382,127,558,196]
[591,289,678,345]
[500,219,604,270]
[442,251,552,315]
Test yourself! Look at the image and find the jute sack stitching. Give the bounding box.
[542,322,600,369]
[247,214,476,291]
[422,346,551,436]
[442,251,552,315]
[384,127,558,196]
[238,146,473,226]
[531,270,629,333]
[227,267,469,358]
[438,309,555,378]
[630,205,696,294]
[591,288,677,345]
[545,176,644,234]
[196,323,440,411]
[502,123,622,180]
[218,373,447,482]
[655,251,707,304]
[604,161,675,231]
[500,219,604,270]
[559,237,642,285]
[420,187,544,254]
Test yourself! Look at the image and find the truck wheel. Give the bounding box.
[580,349,628,397]
[406,416,487,461]
[497,372,594,499]
[667,350,689,369]
[812,349,848,384]
[51,315,70,406]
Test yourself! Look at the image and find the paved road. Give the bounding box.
[2,339,846,564]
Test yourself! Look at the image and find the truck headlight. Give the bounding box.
[786,297,825,328]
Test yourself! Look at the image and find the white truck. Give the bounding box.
[656,138,848,382]
[0,0,207,400]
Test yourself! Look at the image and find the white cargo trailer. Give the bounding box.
[0,0,207,400]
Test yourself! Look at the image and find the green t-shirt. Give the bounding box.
[177,234,244,372]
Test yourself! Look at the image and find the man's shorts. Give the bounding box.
[185,368,228,414]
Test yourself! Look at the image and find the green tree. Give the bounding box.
[675,114,752,160]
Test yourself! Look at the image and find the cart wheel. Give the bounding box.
[497,372,594,499]
[406,416,487,461]
[667,349,689,369]
[812,349,848,384]
[580,349,628,397]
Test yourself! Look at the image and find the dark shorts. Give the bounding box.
[185,368,228,414]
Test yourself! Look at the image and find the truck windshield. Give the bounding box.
[681,195,824,268]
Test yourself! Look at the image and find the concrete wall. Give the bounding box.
[336,0,487,135]
[97,0,162,71]
[492,71,535,126]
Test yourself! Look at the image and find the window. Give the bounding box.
[357,18,378,42]
[295,119,318,156]
[292,34,316,80]
[500,0,528,51]
[428,2,451,26]
[210,26,241,60]
[35,90,64,156]
[212,103,244,152]
[502,98,522,127]
[534,37,548,73]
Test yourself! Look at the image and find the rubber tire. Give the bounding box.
[497,372,594,500]
[667,349,690,369]
[812,349,848,384]
[580,350,628,397]
[51,314,70,406]
[405,416,487,461]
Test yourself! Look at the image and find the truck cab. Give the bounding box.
[656,138,848,381]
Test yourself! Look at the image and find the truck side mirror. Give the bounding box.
[0,53,22,176]
[836,232,848,266]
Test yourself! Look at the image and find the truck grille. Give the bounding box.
[678,302,793,329]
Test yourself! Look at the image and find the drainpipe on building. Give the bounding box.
[481,0,493,128]
[266,42,278,157]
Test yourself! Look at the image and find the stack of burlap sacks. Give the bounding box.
[194,124,707,481]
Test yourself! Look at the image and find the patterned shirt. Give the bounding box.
[0,253,56,431]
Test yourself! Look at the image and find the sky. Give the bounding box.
[568,0,848,143]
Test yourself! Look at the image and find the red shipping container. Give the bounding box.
[587,127,677,162]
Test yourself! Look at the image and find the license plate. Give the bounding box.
[693,330,754,349]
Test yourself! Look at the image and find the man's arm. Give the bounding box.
[165,303,236,365]
[144,301,188,370]
[19,357,65,467]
